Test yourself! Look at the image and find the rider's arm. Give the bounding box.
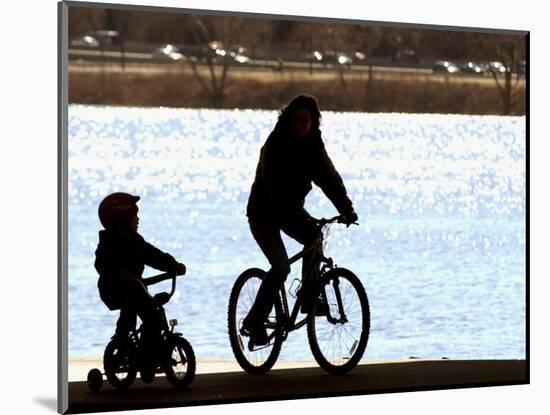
[141,237,182,274]
[311,137,354,216]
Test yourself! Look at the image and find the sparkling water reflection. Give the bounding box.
[68,105,525,361]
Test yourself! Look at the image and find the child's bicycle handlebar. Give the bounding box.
[143,272,178,286]
[143,271,185,301]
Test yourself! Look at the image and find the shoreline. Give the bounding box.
[68,61,526,115]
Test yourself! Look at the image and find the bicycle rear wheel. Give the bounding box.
[227,268,283,374]
[103,337,137,389]
[307,268,370,374]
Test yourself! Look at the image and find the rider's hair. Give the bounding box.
[276,94,321,132]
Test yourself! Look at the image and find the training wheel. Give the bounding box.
[87,368,103,392]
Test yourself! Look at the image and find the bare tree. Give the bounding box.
[324,24,348,88]
[324,23,384,110]
[474,33,526,115]
[183,15,244,106]
[353,25,384,111]
[104,9,128,70]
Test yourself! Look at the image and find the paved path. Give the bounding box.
[66,359,526,414]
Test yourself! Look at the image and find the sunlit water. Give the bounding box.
[68,105,525,361]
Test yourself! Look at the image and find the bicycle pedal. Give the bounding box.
[247,340,269,352]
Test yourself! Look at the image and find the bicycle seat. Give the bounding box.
[153,292,170,306]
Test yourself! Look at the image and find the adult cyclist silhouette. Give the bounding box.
[243,94,358,346]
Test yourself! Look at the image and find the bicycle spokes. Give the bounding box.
[232,274,280,367]
[311,274,366,367]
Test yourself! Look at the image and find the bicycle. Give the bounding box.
[227,214,370,375]
[87,272,196,391]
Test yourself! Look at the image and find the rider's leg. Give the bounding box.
[123,279,163,362]
[246,217,290,338]
[115,308,137,337]
[281,211,322,313]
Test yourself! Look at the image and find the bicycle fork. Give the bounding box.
[325,276,349,325]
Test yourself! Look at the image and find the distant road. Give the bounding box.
[68,48,433,74]
[69,54,523,87]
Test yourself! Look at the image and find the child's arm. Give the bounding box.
[142,240,185,275]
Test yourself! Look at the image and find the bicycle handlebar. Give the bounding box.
[143,272,178,286]
[143,271,186,304]
[316,214,358,227]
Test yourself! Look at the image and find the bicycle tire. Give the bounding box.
[163,335,196,389]
[227,268,284,374]
[307,267,370,374]
[103,338,137,389]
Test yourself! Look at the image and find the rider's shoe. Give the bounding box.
[247,332,269,351]
[138,343,159,383]
[140,365,155,383]
[241,318,269,350]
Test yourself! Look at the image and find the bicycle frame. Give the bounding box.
[266,228,336,338]
[119,272,181,341]
[231,214,366,373]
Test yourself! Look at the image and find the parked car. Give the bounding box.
[228,45,251,64]
[92,30,120,46]
[322,51,353,67]
[229,45,247,56]
[232,54,250,64]
[432,60,460,73]
[488,61,507,74]
[70,30,120,50]
[70,34,100,49]
[152,44,184,62]
[460,61,485,74]
[207,40,226,59]
[353,51,367,62]
[391,49,419,63]
[306,50,323,63]
[204,41,251,64]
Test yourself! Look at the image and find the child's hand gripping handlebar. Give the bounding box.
[143,270,185,305]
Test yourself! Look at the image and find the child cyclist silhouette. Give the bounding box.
[94,192,186,373]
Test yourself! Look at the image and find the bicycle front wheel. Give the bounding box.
[163,335,196,389]
[307,268,370,374]
[227,268,283,374]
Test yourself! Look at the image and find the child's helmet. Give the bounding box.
[98,192,140,229]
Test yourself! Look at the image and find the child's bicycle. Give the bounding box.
[87,272,196,391]
[227,215,370,375]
